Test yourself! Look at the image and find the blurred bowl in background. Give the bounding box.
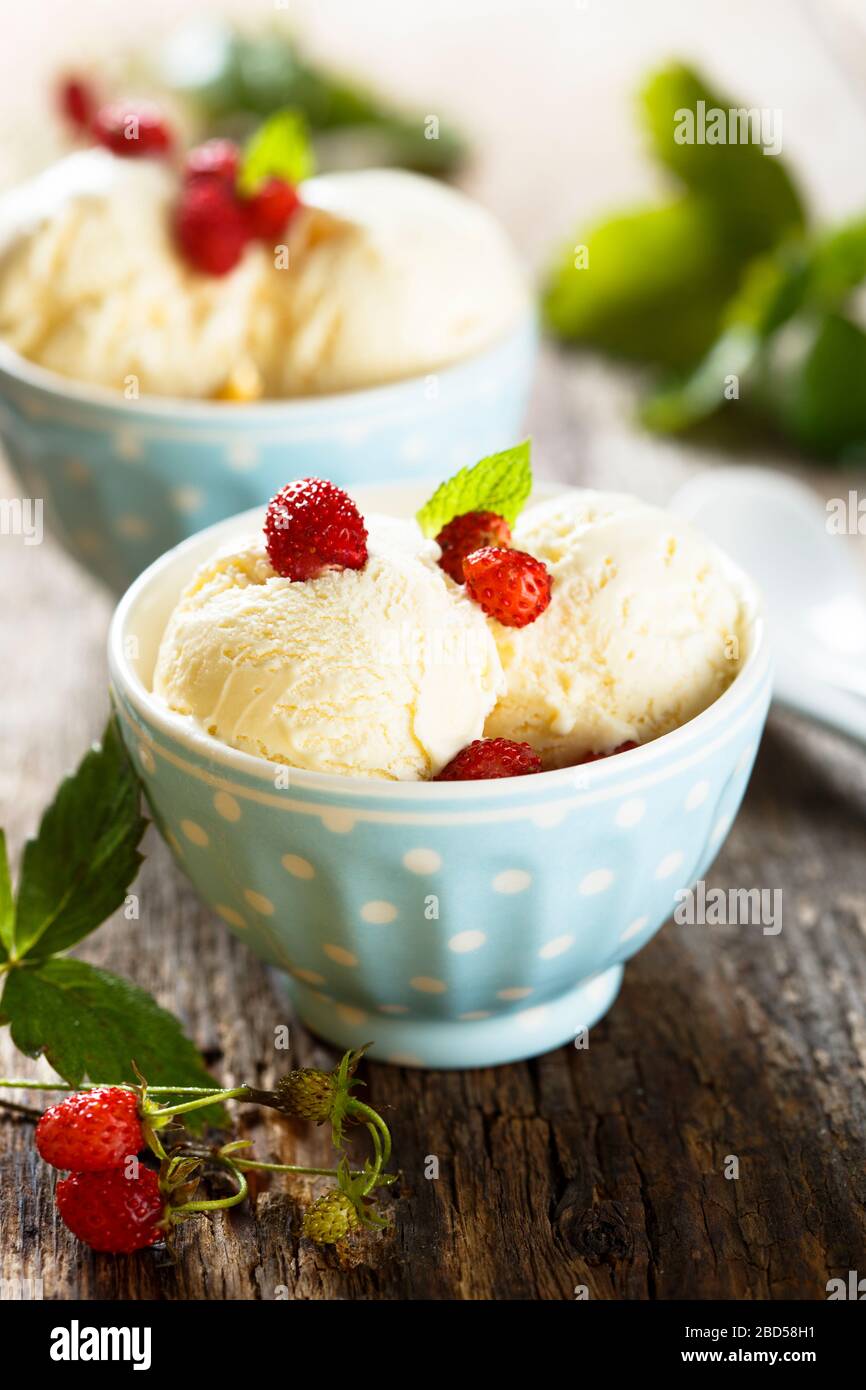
[0,311,536,591]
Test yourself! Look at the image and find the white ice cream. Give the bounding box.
[0,150,527,398]
[483,491,748,766]
[153,514,505,779]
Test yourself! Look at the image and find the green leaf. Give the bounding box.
[543,198,740,366]
[640,63,806,255]
[163,23,467,177]
[756,312,866,460]
[416,441,533,539]
[642,217,866,446]
[0,830,12,958]
[13,718,147,960]
[0,958,224,1130]
[544,63,806,367]
[237,107,315,195]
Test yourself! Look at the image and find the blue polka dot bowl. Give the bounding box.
[108,482,771,1070]
[0,313,535,592]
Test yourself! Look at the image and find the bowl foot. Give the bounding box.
[283,965,624,1070]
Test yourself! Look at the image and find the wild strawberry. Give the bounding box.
[264,478,368,581]
[275,1068,336,1122]
[435,510,512,584]
[58,76,95,132]
[174,178,249,276]
[577,741,639,763]
[36,1086,143,1172]
[56,1168,165,1254]
[184,138,240,185]
[91,101,173,157]
[435,737,543,781]
[245,177,301,241]
[463,547,552,627]
[302,1190,360,1245]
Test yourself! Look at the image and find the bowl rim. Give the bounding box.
[108,481,770,802]
[0,308,536,421]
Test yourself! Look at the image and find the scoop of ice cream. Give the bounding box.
[483,491,747,766]
[273,169,527,394]
[0,149,271,397]
[0,152,527,398]
[153,514,505,779]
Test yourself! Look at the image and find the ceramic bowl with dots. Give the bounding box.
[0,313,535,592]
[108,482,771,1069]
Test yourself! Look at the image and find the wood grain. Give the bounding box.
[1,355,866,1300]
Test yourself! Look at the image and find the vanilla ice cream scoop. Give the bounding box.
[483,491,748,766]
[0,152,527,399]
[274,169,527,394]
[153,515,504,779]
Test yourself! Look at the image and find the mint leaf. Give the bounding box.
[0,830,12,959]
[237,107,314,196]
[13,718,147,960]
[0,958,224,1130]
[416,441,532,539]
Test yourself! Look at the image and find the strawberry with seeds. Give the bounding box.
[435,510,512,583]
[56,1168,166,1254]
[36,1085,143,1172]
[436,738,542,781]
[92,100,173,157]
[463,546,552,627]
[265,478,368,580]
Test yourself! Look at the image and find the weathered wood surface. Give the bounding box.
[2,342,865,1299]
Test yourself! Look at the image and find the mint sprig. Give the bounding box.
[416,440,533,539]
[0,719,221,1127]
[14,719,145,959]
[237,107,315,196]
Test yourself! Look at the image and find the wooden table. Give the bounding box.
[2,340,865,1301]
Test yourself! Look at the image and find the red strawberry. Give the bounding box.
[264,478,368,581]
[56,1168,165,1254]
[435,511,512,584]
[435,737,543,781]
[245,177,301,241]
[91,100,173,157]
[463,547,552,628]
[184,138,240,185]
[577,741,638,764]
[174,178,249,276]
[36,1086,143,1172]
[58,76,95,132]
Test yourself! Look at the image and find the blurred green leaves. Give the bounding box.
[640,64,804,255]
[162,21,466,177]
[544,62,866,462]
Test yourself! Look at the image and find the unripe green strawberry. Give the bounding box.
[302,1190,360,1244]
[275,1068,336,1121]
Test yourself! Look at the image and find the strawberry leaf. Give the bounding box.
[0,830,12,959]
[0,958,224,1131]
[13,717,147,960]
[416,440,532,538]
[237,107,314,196]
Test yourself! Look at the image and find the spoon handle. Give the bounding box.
[777,673,866,745]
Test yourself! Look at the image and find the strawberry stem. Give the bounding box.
[348,1099,392,1169]
[234,1158,396,1183]
[170,1156,249,1217]
[150,1086,252,1118]
[0,1080,240,1095]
